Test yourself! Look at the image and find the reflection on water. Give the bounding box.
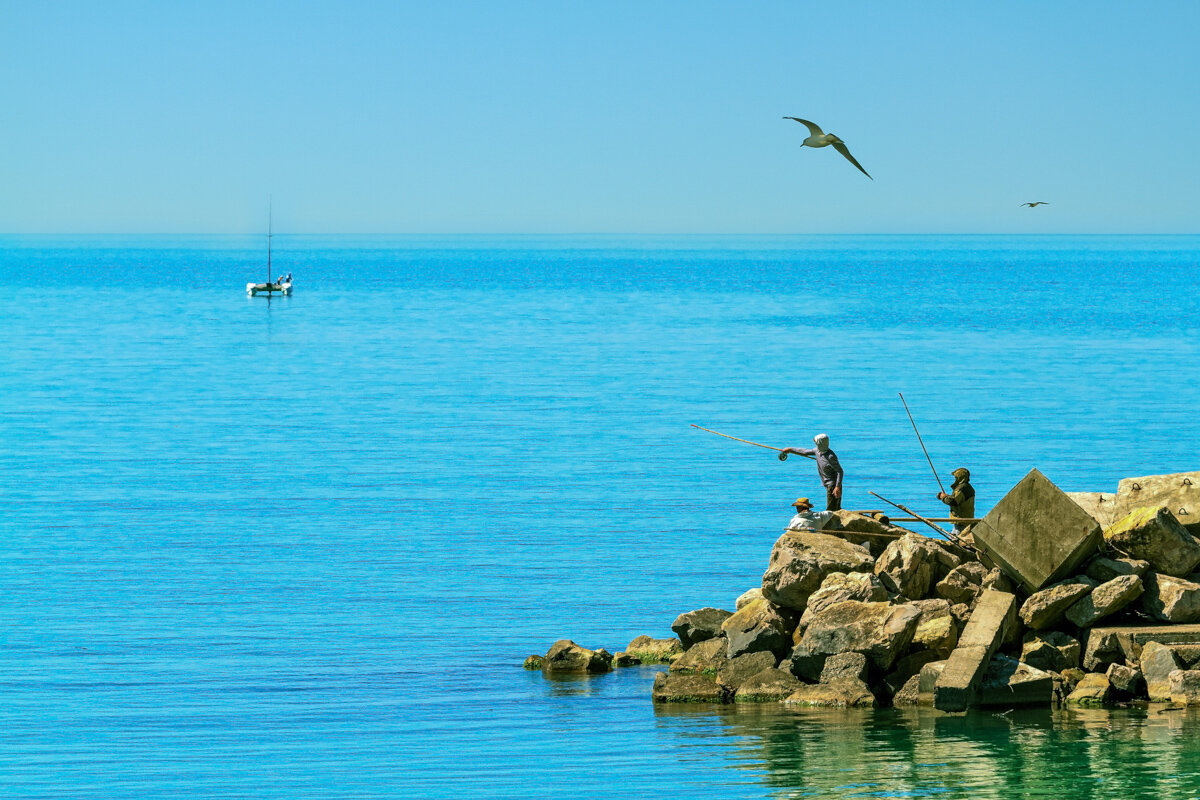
[654,704,1200,799]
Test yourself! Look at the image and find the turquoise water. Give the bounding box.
[2,234,1199,798]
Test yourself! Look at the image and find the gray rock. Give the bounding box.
[1067,491,1124,531]
[651,672,727,703]
[819,651,869,684]
[1021,631,1081,672]
[671,608,733,648]
[978,655,1055,708]
[733,668,802,702]
[1087,556,1151,583]
[1019,581,1093,630]
[1064,574,1143,627]
[1140,641,1182,701]
[624,635,684,664]
[784,680,877,707]
[1141,573,1200,623]
[541,640,614,674]
[735,588,762,610]
[1066,673,1113,706]
[797,571,888,631]
[935,562,988,606]
[893,674,922,706]
[1169,669,1200,704]
[981,567,1014,594]
[1104,506,1200,577]
[1106,662,1144,697]
[761,531,874,610]
[918,660,948,695]
[721,596,798,659]
[790,601,922,680]
[716,651,779,692]
[1083,629,1125,672]
[670,637,729,675]
[874,534,938,599]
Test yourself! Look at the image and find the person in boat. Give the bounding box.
[937,467,976,537]
[780,433,844,511]
[283,272,292,285]
[787,497,834,532]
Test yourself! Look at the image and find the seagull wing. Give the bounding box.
[783,117,824,137]
[831,141,873,179]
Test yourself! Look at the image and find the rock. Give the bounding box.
[1104,506,1200,577]
[1169,669,1200,704]
[624,635,684,664]
[1066,673,1113,706]
[613,652,640,667]
[949,603,972,630]
[918,660,947,696]
[819,652,869,684]
[797,572,889,631]
[972,469,1103,592]
[1140,641,1182,701]
[1019,581,1093,630]
[1059,668,1086,697]
[978,655,1055,707]
[981,568,1014,594]
[1087,556,1151,583]
[1106,663,1144,697]
[735,588,762,610]
[761,531,874,610]
[831,510,894,536]
[716,651,778,693]
[651,672,727,703]
[893,674,922,706]
[784,680,877,708]
[1021,631,1081,672]
[733,668,802,702]
[670,637,729,675]
[933,589,1018,712]
[790,601,922,680]
[541,640,614,674]
[1067,491,1124,531]
[721,597,798,659]
[671,608,733,648]
[1083,629,1124,672]
[912,612,958,659]
[884,650,946,697]
[1142,573,1200,623]
[935,562,988,606]
[874,534,938,599]
[1117,471,1200,535]
[523,655,544,670]
[1064,574,1143,627]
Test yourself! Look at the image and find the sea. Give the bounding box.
[2,234,1199,799]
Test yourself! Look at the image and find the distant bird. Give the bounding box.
[1020,202,1050,207]
[783,117,872,179]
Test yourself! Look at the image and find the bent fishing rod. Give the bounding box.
[689,424,815,461]
[899,392,946,494]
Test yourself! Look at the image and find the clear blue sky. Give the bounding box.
[3,1,1198,234]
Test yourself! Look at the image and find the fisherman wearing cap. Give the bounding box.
[780,433,844,511]
[938,467,976,536]
[787,497,834,532]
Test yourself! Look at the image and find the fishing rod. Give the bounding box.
[689,424,815,461]
[869,490,966,546]
[899,392,946,494]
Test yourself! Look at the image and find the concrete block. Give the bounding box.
[973,469,1102,592]
[933,589,1017,711]
[1067,491,1124,531]
[1118,471,1200,535]
[1085,623,1200,665]
[978,654,1055,708]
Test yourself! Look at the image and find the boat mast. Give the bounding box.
[267,201,273,285]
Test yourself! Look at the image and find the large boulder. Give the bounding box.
[819,652,870,684]
[541,640,614,674]
[1103,507,1200,577]
[978,655,1055,707]
[735,588,762,609]
[1064,574,1143,627]
[1169,670,1200,705]
[1019,580,1093,630]
[1066,673,1113,706]
[797,572,889,631]
[784,680,876,708]
[1106,663,1144,698]
[716,651,778,693]
[935,562,989,606]
[721,596,798,659]
[671,608,733,648]
[651,672,726,703]
[874,534,938,599]
[624,635,684,664]
[1140,641,1182,701]
[733,668,802,702]
[1086,556,1150,583]
[1141,573,1200,623]
[761,531,874,610]
[1021,631,1081,672]
[790,601,922,680]
[1083,629,1125,673]
[670,637,729,675]
[911,607,958,659]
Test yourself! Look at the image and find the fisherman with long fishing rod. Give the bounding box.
[899,392,976,540]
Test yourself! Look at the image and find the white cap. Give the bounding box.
[813,433,830,451]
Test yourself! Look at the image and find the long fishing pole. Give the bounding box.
[868,490,959,542]
[899,392,946,494]
[689,424,815,461]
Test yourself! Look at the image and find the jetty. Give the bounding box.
[527,468,1200,711]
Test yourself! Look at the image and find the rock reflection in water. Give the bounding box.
[652,704,1200,798]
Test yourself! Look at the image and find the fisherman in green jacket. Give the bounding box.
[937,467,975,536]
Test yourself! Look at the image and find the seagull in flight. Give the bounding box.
[783,117,872,179]
[1020,202,1050,207]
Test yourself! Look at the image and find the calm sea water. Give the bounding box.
[2,234,1199,798]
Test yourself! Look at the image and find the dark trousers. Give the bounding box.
[826,487,841,512]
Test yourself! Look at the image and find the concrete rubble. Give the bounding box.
[528,467,1200,712]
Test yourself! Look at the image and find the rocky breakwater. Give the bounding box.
[527,469,1200,711]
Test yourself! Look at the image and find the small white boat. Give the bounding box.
[246,203,294,296]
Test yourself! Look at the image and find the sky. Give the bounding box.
[2,1,1199,234]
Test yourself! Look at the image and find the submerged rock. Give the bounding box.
[651,672,727,703]
[761,531,874,610]
[1066,673,1112,706]
[613,652,640,668]
[671,608,733,648]
[523,655,544,670]
[733,668,801,702]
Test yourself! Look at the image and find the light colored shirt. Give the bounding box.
[788,510,834,531]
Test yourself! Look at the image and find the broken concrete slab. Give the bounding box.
[1118,471,1200,535]
[1021,630,1080,672]
[972,469,1102,592]
[1067,491,1124,531]
[1084,623,1200,666]
[978,654,1055,708]
[933,589,1017,712]
[1104,507,1200,577]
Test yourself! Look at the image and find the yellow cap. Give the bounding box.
[792,497,813,509]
